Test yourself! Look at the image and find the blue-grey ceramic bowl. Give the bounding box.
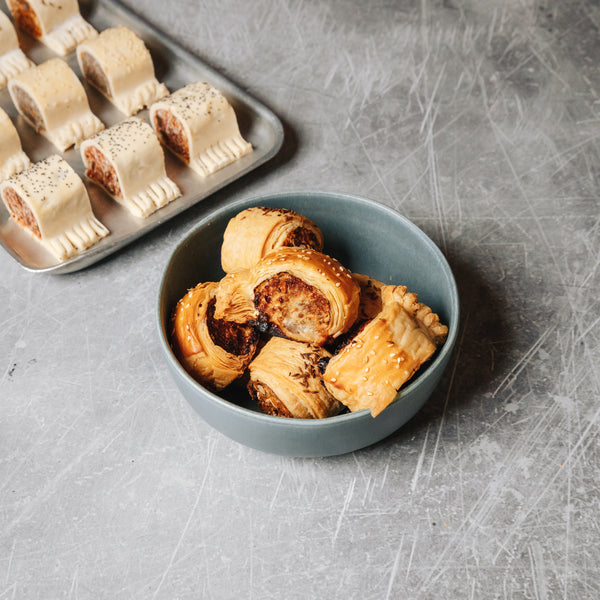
[157,191,459,457]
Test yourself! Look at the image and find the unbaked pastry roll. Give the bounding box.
[150,81,252,177]
[77,26,169,116]
[323,284,448,417]
[214,247,360,346]
[171,281,259,391]
[0,107,30,181]
[0,11,34,89]
[0,154,109,261]
[80,117,181,218]
[9,58,104,151]
[221,207,324,274]
[247,337,342,419]
[6,0,97,55]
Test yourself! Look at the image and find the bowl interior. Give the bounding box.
[159,191,459,420]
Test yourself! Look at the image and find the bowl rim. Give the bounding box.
[156,189,460,428]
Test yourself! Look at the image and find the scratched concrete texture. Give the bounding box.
[1,0,599,598]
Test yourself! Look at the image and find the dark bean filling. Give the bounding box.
[206,298,258,355]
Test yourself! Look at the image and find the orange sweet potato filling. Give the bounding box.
[83,146,122,197]
[3,187,41,238]
[152,108,190,163]
[7,0,43,38]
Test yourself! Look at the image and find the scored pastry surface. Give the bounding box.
[77,26,169,116]
[323,284,447,417]
[150,81,252,177]
[0,107,30,181]
[6,0,97,55]
[0,154,109,261]
[80,117,181,218]
[8,58,104,151]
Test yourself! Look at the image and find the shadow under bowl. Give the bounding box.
[157,190,460,457]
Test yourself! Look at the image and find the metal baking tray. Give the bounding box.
[0,0,283,274]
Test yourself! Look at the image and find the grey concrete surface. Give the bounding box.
[1,0,599,598]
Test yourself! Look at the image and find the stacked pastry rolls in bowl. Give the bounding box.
[157,191,459,457]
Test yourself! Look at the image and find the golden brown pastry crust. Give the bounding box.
[247,337,342,419]
[214,247,361,346]
[221,207,324,273]
[323,284,447,416]
[171,282,258,391]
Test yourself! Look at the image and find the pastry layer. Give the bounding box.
[6,0,97,55]
[77,26,169,116]
[150,81,252,176]
[171,281,259,391]
[80,117,181,218]
[0,154,109,261]
[247,337,341,419]
[0,11,34,89]
[221,206,324,273]
[323,285,447,417]
[8,58,104,151]
[0,107,30,181]
[214,247,361,346]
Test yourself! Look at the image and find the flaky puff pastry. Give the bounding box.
[323,284,448,417]
[171,281,259,391]
[221,206,324,274]
[214,247,361,346]
[247,337,342,419]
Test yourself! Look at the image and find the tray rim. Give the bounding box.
[0,0,284,275]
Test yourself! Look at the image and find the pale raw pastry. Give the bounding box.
[221,206,324,274]
[80,117,181,218]
[171,281,259,391]
[323,285,448,417]
[6,0,97,55]
[247,337,342,419]
[9,58,104,151]
[0,154,109,261]
[150,81,252,177]
[0,107,30,181]
[214,247,361,346]
[77,26,169,116]
[0,11,34,89]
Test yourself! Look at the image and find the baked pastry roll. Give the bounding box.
[0,107,30,181]
[77,26,169,116]
[221,207,324,274]
[150,81,252,177]
[0,11,34,89]
[171,281,259,391]
[214,247,361,346]
[80,117,181,218]
[323,284,448,417]
[6,0,97,55]
[0,154,109,261]
[247,337,342,419]
[9,58,104,151]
